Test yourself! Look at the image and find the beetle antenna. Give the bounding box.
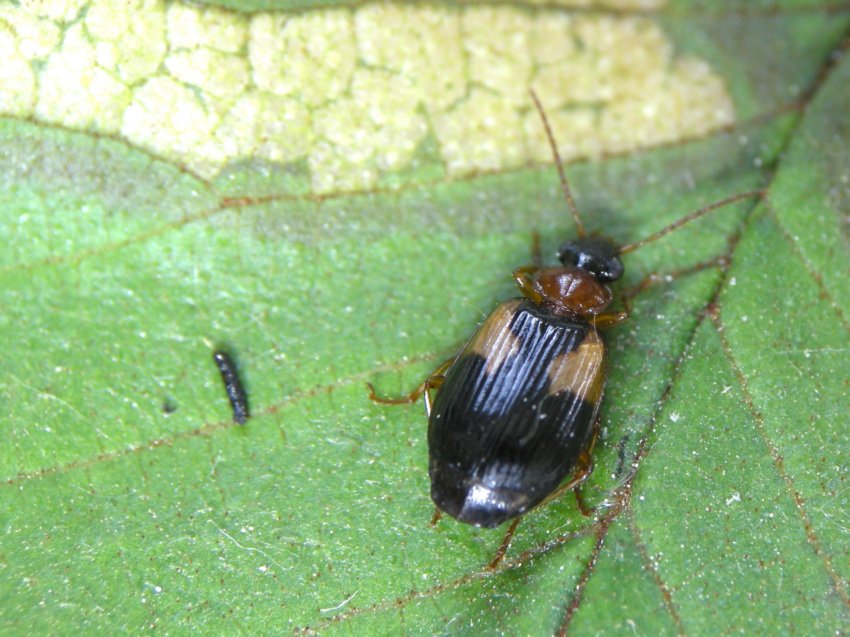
[617,190,765,255]
[529,89,586,238]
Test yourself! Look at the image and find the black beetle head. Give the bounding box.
[557,235,624,282]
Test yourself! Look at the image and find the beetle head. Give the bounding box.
[557,235,623,283]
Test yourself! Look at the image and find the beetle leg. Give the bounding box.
[483,418,602,572]
[366,357,454,410]
[594,255,729,329]
[592,310,629,329]
[429,508,443,527]
[366,380,427,406]
[617,254,730,316]
[571,415,601,516]
[535,450,595,511]
[486,421,600,570]
[534,416,600,516]
[488,517,522,571]
[570,451,596,517]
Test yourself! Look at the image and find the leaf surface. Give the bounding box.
[0,2,848,634]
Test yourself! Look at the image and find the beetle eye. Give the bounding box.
[557,237,623,282]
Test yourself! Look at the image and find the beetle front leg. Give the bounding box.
[513,266,544,305]
[618,254,730,315]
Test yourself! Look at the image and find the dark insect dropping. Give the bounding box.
[213,351,249,424]
[368,89,764,569]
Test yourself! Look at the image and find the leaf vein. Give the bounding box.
[710,312,850,609]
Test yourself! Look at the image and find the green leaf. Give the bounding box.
[1,3,848,634]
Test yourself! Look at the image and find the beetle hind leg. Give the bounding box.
[534,449,596,517]
[536,416,600,517]
[571,450,595,517]
[486,444,596,570]
[488,517,522,571]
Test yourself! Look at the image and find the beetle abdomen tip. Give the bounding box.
[430,463,532,529]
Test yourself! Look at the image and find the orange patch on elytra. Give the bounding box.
[546,329,606,404]
[466,299,523,375]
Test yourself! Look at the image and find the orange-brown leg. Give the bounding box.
[573,487,593,517]
[571,450,596,517]
[488,517,522,571]
[367,357,454,417]
[536,416,600,515]
[369,358,455,532]
[594,255,729,330]
[486,421,600,569]
[620,255,729,313]
[593,310,629,329]
[366,379,428,405]
[536,448,596,514]
[513,265,544,305]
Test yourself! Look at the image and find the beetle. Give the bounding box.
[369,91,763,568]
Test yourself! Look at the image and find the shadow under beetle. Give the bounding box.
[369,91,763,569]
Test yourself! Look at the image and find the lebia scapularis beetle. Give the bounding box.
[369,90,763,569]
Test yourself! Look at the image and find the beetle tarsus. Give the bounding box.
[366,381,424,405]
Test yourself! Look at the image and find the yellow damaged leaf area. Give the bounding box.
[0,0,733,193]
